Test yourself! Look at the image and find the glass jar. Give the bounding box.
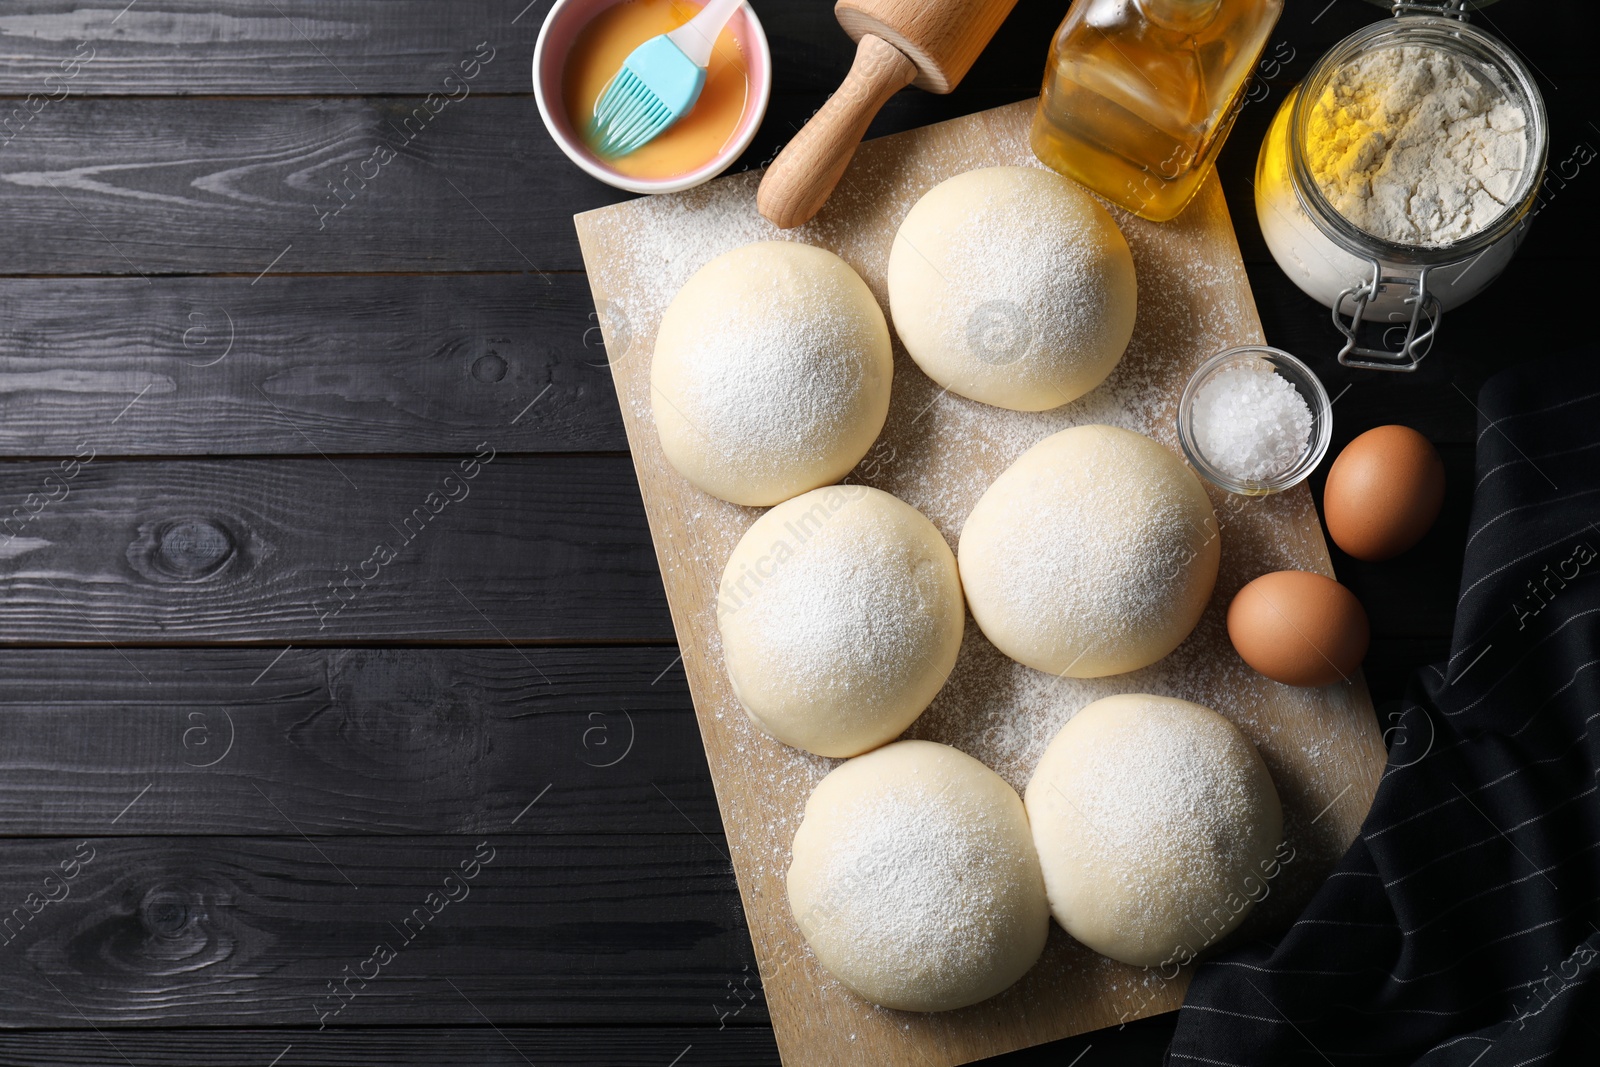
[1254,2,1547,370]
[1177,346,1333,496]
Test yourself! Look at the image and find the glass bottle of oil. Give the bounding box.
[1031,0,1283,222]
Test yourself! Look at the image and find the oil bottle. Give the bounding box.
[1031,0,1283,222]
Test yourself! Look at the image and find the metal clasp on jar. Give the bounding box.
[1333,260,1440,372]
[1391,1,1470,19]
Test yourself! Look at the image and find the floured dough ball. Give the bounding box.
[718,485,963,758]
[788,740,1049,1011]
[651,241,893,506]
[958,425,1218,677]
[1024,695,1284,968]
[887,166,1137,412]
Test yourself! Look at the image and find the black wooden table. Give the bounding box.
[0,1,1585,1064]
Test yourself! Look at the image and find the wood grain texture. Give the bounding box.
[0,0,1059,97]
[577,100,1390,1067]
[0,457,672,643]
[0,275,627,454]
[19,0,1567,105]
[2,82,1577,278]
[25,79,1587,281]
[0,647,714,836]
[0,1027,780,1066]
[0,835,753,1027]
[0,2,539,96]
[757,35,917,229]
[0,96,613,273]
[834,0,1021,91]
[0,91,1058,277]
[0,0,1570,1062]
[0,1018,1178,1066]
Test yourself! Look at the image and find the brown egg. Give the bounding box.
[1227,570,1370,687]
[1323,425,1445,561]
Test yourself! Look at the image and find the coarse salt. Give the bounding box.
[1192,365,1313,483]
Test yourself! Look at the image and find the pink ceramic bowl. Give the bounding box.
[533,0,771,195]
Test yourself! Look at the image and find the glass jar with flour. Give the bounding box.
[1255,1,1546,370]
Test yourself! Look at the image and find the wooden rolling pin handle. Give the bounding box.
[757,34,918,230]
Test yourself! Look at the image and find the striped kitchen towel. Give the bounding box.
[1169,351,1600,1066]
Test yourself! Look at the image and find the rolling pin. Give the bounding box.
[757,0,1020,229]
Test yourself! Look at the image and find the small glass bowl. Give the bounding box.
[1177,345,1332,496]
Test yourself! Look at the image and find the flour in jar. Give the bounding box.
[1307,43,1528,247]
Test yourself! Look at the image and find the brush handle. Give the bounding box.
[757,35,917,230]
[667,0,746,68]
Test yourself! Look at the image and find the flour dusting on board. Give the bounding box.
[574,100,1385,1064]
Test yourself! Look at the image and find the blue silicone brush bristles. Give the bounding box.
[588,34,708,158]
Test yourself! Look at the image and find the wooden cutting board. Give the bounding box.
[574,99,1388,1067]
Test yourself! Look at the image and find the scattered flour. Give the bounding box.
[576,99,1371,1034]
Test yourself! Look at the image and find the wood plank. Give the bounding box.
[0,1028,779,1066]
[26,0,1572,104]
[577,100,1389,1067]
[0,0,1049,96]
[0,640,1446,838]
[0,457,672,643]
[0,88,1584,277]
[0,642,726,884]
[0,1028,782,1066]
[0,1018,1178,1065]
[1363,638,1453,715]
[0,92,972,275]
[0,275,627,455]
[0,3,533,96]
[0,835,754,1027]
[0,97,615,274]
[0,265,1545,460]
[0,647,717,837]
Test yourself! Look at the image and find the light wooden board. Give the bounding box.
[575,99,1388,1067]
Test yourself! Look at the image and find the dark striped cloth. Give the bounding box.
[1168,352,1600,1067]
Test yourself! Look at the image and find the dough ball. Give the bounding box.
[788,740,1050,1011]
[718,485,963,757]
[887,166,1137,412]
[1024,695,1284,968]
[958,425,1219,678]
[651,241,893,507]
